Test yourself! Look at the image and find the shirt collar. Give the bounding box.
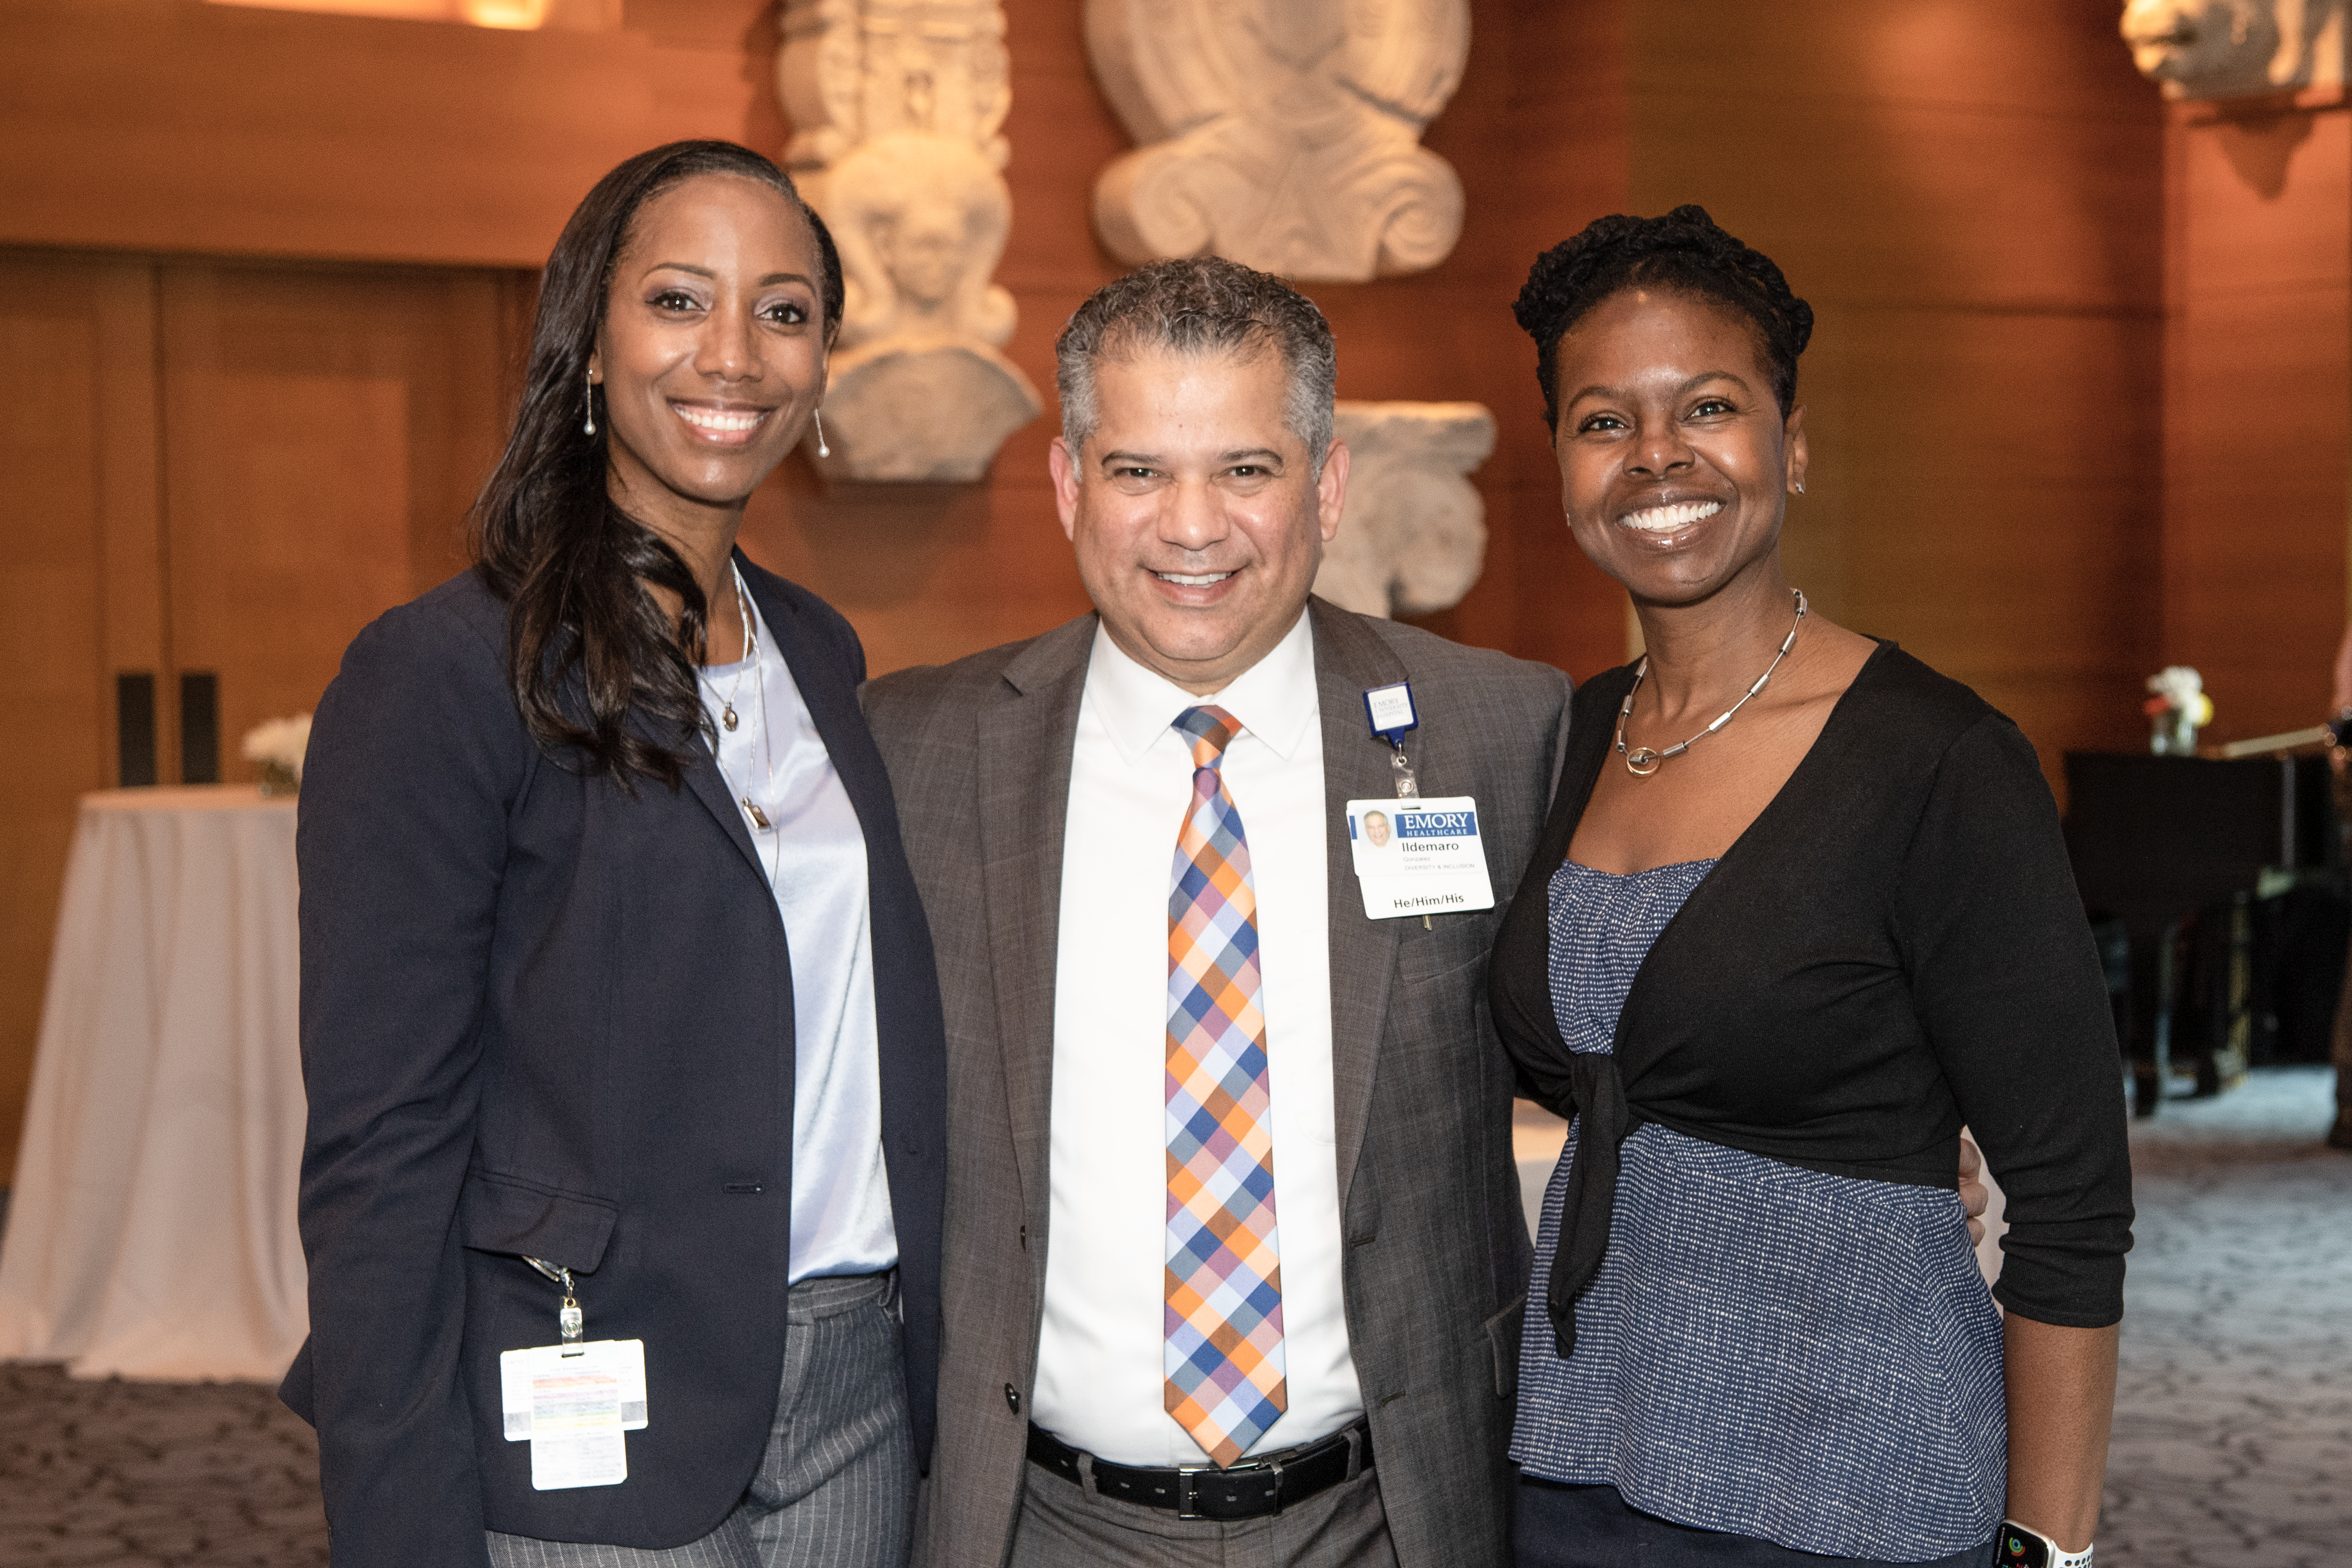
[1084,610,1319,767]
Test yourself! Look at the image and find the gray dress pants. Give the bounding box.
[487,1271,915,1568]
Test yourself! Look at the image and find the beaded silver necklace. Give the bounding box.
[1614,588,1808,777]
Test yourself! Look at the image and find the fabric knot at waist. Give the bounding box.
[1547,1051,1638,1358]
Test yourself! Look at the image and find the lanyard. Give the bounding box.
[1364,682,1432,925]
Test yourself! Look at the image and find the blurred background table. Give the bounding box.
[2065,753,2349,1117]
[0,786,306,1382]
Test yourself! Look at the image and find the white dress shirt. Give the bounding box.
[1030,612,1365,1465]
[698,596,897,1283]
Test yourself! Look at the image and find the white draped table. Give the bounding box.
[0,786,308,1381]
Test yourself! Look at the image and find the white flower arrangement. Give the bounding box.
[242,713,313,796]
[2143,666,2212,755]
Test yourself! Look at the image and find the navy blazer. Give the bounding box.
[282,556,945,1565]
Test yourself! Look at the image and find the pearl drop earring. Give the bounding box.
[583,369,597,437]
[814,407,830,459]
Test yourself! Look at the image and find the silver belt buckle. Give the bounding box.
[1175,1464,1209,1520]
[1177,1455,1283,1520]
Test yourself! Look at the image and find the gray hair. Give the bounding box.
[1055,258,1337,476]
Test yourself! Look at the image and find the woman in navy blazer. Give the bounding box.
[282,142,946,1566]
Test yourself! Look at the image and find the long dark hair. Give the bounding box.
[472,141,845,790]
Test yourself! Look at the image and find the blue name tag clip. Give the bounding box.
[1362,682,1417,744]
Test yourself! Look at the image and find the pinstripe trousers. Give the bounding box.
[487,1271,915,1568]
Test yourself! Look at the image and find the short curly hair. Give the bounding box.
[1513,205,1813,431]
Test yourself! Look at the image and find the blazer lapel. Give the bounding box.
[979,614,1097,1218]
[1308,599,1412,1210]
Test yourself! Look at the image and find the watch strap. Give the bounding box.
[2001,1519,2093,1568]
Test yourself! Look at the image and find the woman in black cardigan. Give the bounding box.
[1492,207,2131,1568]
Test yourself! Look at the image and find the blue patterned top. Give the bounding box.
[1511,859,2006,1562]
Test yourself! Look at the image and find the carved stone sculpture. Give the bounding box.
[2121,0,2346,98]
[1085,0,1471,282]
[776,0,1040,481]
[1313,401,1493,619]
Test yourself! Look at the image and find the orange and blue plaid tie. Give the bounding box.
[1164,705,1287,1467]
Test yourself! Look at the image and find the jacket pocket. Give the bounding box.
[1484,1294,1525,1399]
[458,1169,620,1274]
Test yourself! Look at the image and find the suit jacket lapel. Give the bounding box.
[1309,598,1411,1211]
[980,614,1097,1220]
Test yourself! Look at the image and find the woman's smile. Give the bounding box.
[1618,497,1723,534]
[670,399,774,446]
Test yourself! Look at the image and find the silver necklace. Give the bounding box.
[701,567,784,882]
[1615,588,1807,777]
[698,570,757,732]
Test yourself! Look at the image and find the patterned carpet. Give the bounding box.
[0,1069,2344,1565]
[2100,1066,2352,1568]
[0,1364,326,1565]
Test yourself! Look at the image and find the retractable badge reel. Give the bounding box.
[498,1257,648,1491]
[1363,682,1421,798]
[1346,683,1495,926]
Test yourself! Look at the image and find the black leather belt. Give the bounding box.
[1025,1418,1373,1521]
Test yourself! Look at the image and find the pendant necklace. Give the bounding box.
[1615,588,1807,777]
[699,570,757,732]
[702,566,784,873]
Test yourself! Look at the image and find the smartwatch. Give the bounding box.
[1999,1520,2093,1568]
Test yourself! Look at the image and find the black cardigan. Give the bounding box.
[1492,644,2132,1351]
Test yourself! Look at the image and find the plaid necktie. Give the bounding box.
[1163,704,1287,1467]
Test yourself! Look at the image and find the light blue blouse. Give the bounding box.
[699,599,896,1282]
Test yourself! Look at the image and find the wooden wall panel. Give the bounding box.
[91,267,175,784]
[157,263,522,773]
[0,252,522,1172]
[0,256,164,1177]
[2163,104,2351,744]
[0,0,775,269]
[1377,0,1633,684]
[1617,0,2167,789]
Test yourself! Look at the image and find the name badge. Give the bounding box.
[500,1339,648,1490]
[1345,796,1496,920]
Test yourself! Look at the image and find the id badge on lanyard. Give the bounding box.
[499,1258,648,1490]
[1346,683,1495,923]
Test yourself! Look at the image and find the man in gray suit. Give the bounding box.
[863,257,1566,1568]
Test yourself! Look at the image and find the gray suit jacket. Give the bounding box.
[862,598,1572,1568]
